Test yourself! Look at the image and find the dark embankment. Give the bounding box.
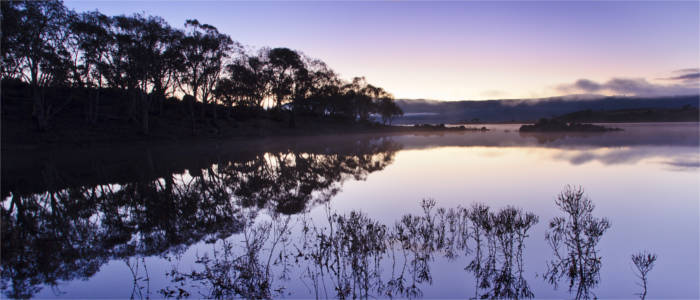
[0,80,376,146]
[1,80,478,148]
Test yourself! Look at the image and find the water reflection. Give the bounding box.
[161,215,293,299]
[1,124,696,299]
[543,186,611,300]
[1,137,400,299]
[466,203,539,299]
[159,200,541,300]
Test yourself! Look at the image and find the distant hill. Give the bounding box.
[555,106,699,123]
[394,95,700,124]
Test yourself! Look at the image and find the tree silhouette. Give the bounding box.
[3,0,72,130]
[2,0,405,135]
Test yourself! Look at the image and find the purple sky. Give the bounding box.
[65,1,700,100]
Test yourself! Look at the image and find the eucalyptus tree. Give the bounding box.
[246,55,273,109]
[376,97,403,125]
[302,57,341,115]
[265,47,306,109]
[340,77,374,121]
[3,0,72,130]
[177,19,236,122]
[70,10,113,123]
[106,13,184,133]
[215,55,270,112]
[147,23,183,114]
[61,10,85,88]
[362,84,403,125]
[110,14,157,133]
[1,1,23,80]
[98,16,128,92]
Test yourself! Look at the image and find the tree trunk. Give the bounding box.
[187,95,196,136]
[288,109,296,128]
[32,85,48,131]
[94,87,100,124]
[140,92,149,135]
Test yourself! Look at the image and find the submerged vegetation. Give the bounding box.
[160,199,541,300]
[543,185,611,300]
[1,0,404,143]
[631,251,657,300]
[155,187,654,300]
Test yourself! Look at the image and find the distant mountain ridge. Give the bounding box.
[394,95,700,124]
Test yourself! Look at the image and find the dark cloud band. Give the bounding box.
[558,69,699,97]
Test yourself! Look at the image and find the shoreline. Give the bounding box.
[5,119,697,151]
[1,122,486,151]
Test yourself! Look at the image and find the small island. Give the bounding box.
[413,123,489,131]
[519,118,621,132]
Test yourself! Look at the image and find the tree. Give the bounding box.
[177,19,235,122]
[215,55,270,111]
[1,1,24,80]
[5,0,72,130]
[70,10,112,123]
[341,77,373,121]
[146,22,183,115]
[302,57,341,115]
[1,0,400,136]
[110,14,159,133]
[265,47,305,109]
[105,13,187,134]
[377,97,403,125]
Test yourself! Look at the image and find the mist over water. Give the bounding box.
[2,123,698,299]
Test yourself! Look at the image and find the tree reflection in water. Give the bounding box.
[544,185,611,300]
[160,213,293,299]
[2,135,621,300]
[1,138,400,299]
[158,199,540,300]
[467,203,539,299]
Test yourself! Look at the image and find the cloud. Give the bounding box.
[663,68,700,82]
[673,68,700,73]
[558,71,699,97]
[662,157,700,171]
[570,79,603,92]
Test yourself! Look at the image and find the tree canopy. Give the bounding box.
[1,0,403,133]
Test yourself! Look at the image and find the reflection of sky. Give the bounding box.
[34,125,699,298]
[63,1,700,100]
[328,145,699,298]
[552,146,700,169]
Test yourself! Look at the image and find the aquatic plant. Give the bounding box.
[631,251,657,300]
[544,185,611,300]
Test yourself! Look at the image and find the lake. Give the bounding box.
[2,123,698,299]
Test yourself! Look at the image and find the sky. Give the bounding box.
[64,1,700,101]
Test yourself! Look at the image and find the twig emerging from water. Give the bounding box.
[631,251,657,300]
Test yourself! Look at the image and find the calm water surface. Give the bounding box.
[2,123,698,299]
